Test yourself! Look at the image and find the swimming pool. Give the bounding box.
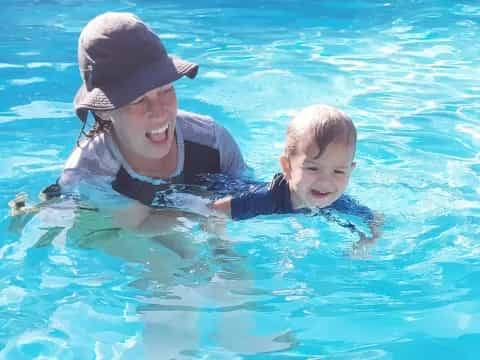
[1,0,479,358]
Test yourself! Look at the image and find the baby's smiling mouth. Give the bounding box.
[146,123,169,143]
[310,189,331,198]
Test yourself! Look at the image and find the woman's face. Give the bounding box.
[108,84,178,164]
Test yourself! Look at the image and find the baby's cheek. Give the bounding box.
[304,173,319,184]
[288,179,301,194]
[340,177,350,189]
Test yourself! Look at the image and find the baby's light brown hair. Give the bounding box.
[284,104,357,159]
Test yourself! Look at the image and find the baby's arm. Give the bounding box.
[210,182,277,220]
[351,212,383,254]
[367,212,384,242]
[328,195,383,248]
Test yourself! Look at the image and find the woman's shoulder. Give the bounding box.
[177,110,215,124]
[63,133,120,177]
[176,110,219,146]
[176,110,237,149]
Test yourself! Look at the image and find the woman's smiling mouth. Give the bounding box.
[146,123,169,143]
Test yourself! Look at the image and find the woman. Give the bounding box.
[59,11,245,209]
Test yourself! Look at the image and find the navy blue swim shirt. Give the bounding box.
[231,173,374,223]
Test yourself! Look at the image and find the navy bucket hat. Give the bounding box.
[74,12,199,122]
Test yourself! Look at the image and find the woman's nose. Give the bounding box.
[146,98,168,119]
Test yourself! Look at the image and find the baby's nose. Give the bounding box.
[316,174,335,188]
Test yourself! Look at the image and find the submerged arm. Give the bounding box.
[327,195,384,253]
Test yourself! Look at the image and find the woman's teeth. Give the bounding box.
[146,124,169,142]
[150,123,169,135]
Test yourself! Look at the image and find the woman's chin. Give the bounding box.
[144,137,173,157]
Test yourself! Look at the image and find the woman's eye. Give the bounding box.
[334,170,345,175]
[160,87,173,96]
[132,97,145,105]
[306,166,318,171]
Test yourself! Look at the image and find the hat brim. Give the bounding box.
[74,56,198,122]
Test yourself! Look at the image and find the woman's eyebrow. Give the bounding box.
[131,96,145,104]
[160,84,173,91]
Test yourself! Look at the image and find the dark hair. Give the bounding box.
[285,105,357,159]
[75,113,113,147]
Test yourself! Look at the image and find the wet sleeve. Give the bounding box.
[230,184,275,220]
[58,135,118,191]
[230,174,293,220]
[330,195,375,223]
[214,123,247,177]
[58,168,89,189]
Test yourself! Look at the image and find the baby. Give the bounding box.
[211,104,381,242]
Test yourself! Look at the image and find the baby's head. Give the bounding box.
[280,104,357,209]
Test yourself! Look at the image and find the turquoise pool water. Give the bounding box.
[1,0,479,358]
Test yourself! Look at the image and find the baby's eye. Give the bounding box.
[334,169,346,175]
[305,166,318,171]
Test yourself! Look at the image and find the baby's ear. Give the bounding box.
[351,161,356,170]
[279,155,292,179]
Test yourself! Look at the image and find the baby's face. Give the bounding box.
[283,141,356,209]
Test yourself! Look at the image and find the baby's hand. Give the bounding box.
[350,233,375,259]
[370,212,384,241]
[208,196,232,218]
